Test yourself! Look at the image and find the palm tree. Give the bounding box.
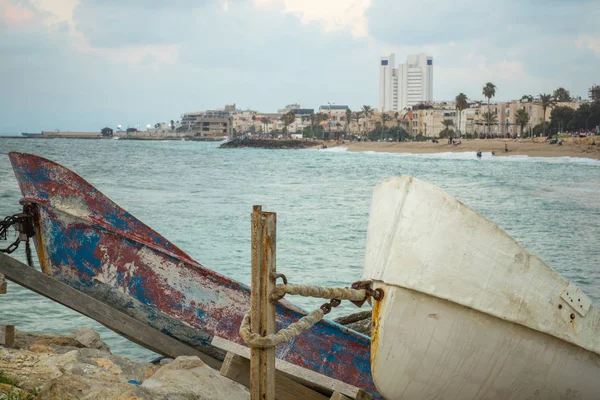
[282,111,295,136]
[481,111,498,136]
[353,112,362,137]
[380,112,390,141]
[317,112,329,140]
[539,93,555,137]
[345,108,352,137]
[170,120,175,130]
[521,95,534,102]
[261,117,271,136]
[301,115,310,137]
[361,105,374,135]
[515,108,530,137]
[482,82,497,137]
[440,119,454,138]
[455,93,468,136]
[553,87,571,102]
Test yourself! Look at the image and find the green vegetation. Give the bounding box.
[439,119,455,138]
[482,110,498,134]
[482,82,497,137]
[281,111,296,135]
[539,93,556,137]
[520,94,534,102]
[515,108,530,137]
[361,105,374,133]
[455,93,468,135]
[553,87,572,102]
[0,372,37,400]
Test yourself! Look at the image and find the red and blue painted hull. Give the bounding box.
[8,152,379,397]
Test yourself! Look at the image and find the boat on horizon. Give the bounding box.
[4,153,599,399]
[20,132,42,137]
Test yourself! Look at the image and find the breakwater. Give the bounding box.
[220,138,321,149]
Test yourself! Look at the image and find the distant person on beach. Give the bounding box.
[505,143,508,152]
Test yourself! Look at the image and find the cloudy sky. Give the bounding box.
[1,0,598,132]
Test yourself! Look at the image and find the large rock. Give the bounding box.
[72,327,111,353]
[1,329,251,399]
[141,356,250,400]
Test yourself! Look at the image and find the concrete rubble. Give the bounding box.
[0,328,249,400]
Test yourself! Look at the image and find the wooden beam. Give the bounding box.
[0,324,15,347]
[213,336,365,399]
[250,206,277,400]
[0,273,6,294]
[330,392,352,400]
[0,253,221,369]
[221,351,328,400]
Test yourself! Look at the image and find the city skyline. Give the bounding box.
[1,0,599,132]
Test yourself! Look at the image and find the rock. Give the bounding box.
[72,327,111,353]
[159,358,173,366]
[15,331,84,351]
[345,318,372,336]
[220,138,320,150]
[28,344,56,354]
[141,356,250,400]
[37,374,153,400]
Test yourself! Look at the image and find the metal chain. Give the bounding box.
[0,210,35,267]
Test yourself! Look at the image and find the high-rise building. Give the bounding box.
[379,53,433,112]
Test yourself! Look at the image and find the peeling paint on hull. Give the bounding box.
[9,152,380,398]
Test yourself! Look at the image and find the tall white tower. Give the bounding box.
[378,54,396,112]
[379,53,433,112]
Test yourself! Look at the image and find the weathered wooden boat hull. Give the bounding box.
[365,176,600,400]
[8,152,379,397]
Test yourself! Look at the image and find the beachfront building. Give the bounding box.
[318,105,350,134]
[180,106,235,132]
[404,103,457,137]
[278,104,314,133]
[379,53,433,112]
[456,99,585,137]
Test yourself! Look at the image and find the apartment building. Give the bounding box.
[379,53,433,112]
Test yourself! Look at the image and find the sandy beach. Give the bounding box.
[333,137,600,159]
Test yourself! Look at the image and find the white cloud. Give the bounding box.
[254,0,370,37]
[24,0,180,68]
[30,0,77,28]
[577,35,600,56]
[0,0,34,27]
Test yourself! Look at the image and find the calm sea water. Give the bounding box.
[0,138,599,360]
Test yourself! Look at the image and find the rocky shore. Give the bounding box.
[220,138,321,150]
[0,328,249,400]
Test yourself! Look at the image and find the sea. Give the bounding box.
[0,138,599,361]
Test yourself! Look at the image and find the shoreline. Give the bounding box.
[328,138,600,160]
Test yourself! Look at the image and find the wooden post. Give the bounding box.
[250,206,276,400]
[0,324,15,347]
[0,273,6,294]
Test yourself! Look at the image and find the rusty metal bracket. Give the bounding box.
[350,280,384,308]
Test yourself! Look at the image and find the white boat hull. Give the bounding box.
[363,176,600,399]
[371,283,600,400]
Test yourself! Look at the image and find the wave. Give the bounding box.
[320,146,349,153]
[334,149,600,164]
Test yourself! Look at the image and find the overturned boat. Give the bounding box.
[6,152,377,396]
[365,176,600,400]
